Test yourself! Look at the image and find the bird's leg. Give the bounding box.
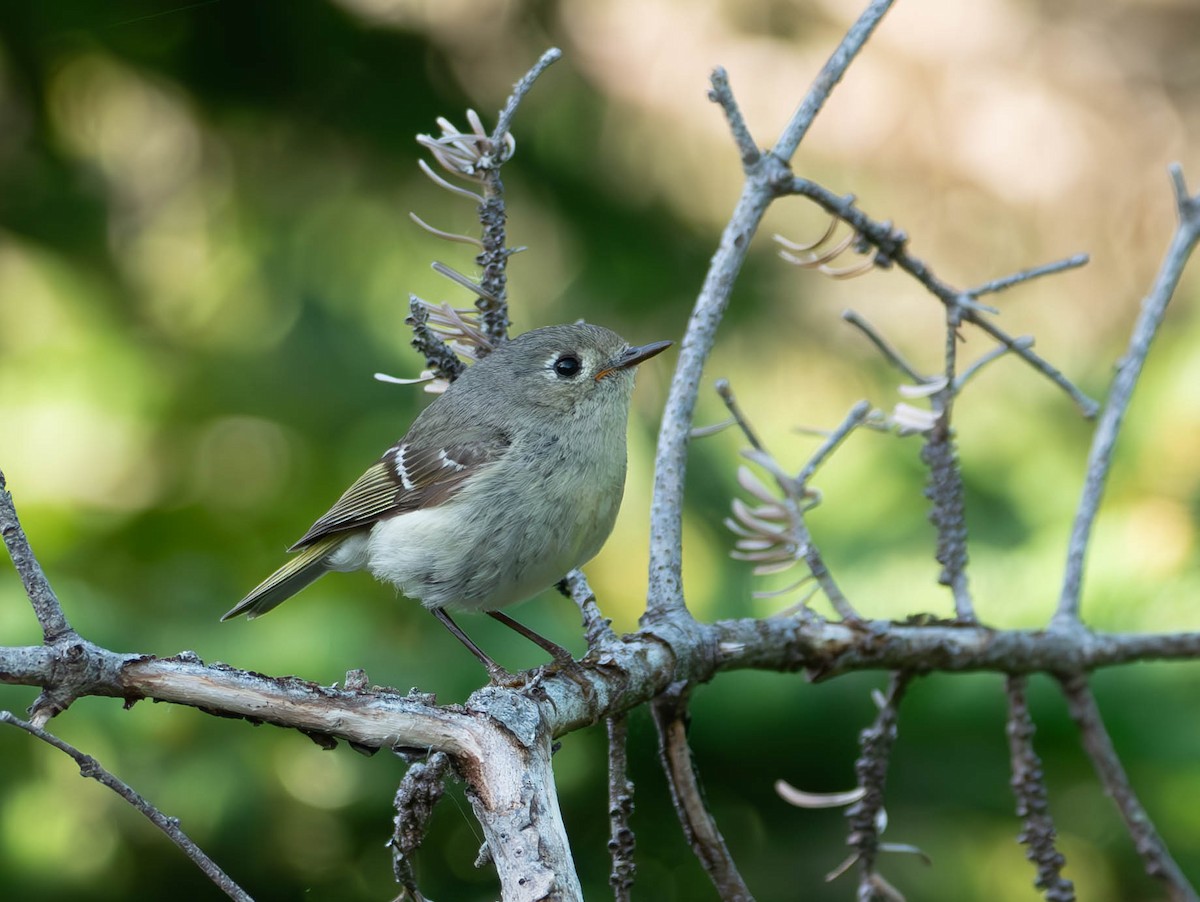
[431,607,516,684]
[486,610,576,665]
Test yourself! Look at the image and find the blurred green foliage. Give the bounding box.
[1,1,1199,900]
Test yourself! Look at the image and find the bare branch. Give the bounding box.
[969,253,1089,298]
[796,400,871,486]
[1005,676,1075,902]
[559,569,616,652]
[842,310,929,383]
[1059,676,1197,901]
[786,178,1101,418]
[709,67,759,168]
[954,337,1034,392]
[0,469,73,643]
[0,710,252,901]
[647,0,896,622]
[492,48,561,146]
[651,683,754,901]
[607,715,636,900]
[716,382,861,620]
[772,0,897,162]
[1055,166,1200,626]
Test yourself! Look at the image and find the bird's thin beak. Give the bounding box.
[596,339,673,381]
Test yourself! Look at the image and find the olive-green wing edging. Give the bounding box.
[220,535,342,621]
[289,435,512,550]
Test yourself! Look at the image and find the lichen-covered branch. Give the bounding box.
[844,672,910,900]
[1005,676,1075,901]
[390,752,451,901]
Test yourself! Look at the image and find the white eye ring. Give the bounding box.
[552,354,582,378]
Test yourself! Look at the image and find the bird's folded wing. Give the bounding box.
[289,431,511,550]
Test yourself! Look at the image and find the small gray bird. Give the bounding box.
[222,322,671,676]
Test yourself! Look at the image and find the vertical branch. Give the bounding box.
[607,715,637,900]
[651,682,754,901]
[1055,166,1200,626]
[845,672,910,900]
[1005,676,1075,901]
[1059,675,1197,901]
[646,0,896,622]
[921,308,975,622]
[390,752,451,901]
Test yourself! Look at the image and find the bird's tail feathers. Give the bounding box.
[221,536,342,621]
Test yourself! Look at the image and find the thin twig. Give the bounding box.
[389,752,450,902]
[1005,676,1075,902]
[0,469,73,643]
[0,710,253,902]
[715,378,766,452]
[970,253,1089,298]
[1058,676,1197,901]
[796,401,871,486]
[787,178,1101,418]
[708,67,760,168]
[559,569,616,652]
[841,310,928,383]
[651,682,753,901]
[954,337,1034,392]
[492,48,562,146]
[1054,165,1200,627]
[772,0,897,162]
[607,715,636,900]
[718,383,861,621]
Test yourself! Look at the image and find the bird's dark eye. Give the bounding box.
[553,354,582,378]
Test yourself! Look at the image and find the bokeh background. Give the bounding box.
[1,1,1198,899]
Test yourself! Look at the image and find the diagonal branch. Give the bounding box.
[1059,675,1197,901]
[651,682,753,901]
[0,469,73,644]
[772,0,897,161]
[1,710,253,902]
[1054,165,1200,626]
